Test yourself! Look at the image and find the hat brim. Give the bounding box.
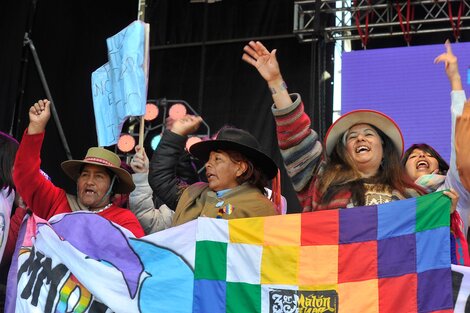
[324,109,404,157]
[189,140,278,180]
[61,160,135,194]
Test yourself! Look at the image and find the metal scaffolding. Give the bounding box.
[294,0,470,43]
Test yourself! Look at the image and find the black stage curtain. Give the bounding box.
[0,0,334,213]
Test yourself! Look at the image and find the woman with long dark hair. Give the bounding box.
[243,41,427,212]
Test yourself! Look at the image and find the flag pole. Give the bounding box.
[138,0,148,149]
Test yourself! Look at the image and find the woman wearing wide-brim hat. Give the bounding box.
[243,41,428,212]
[148,115,279,226]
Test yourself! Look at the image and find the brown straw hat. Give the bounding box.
[61,147,135,193]
[189,127,278,180]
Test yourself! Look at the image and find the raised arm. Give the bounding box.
[148,115,203,211]
[435,41,470,233]
[242,41,293,109]
[434,40,463,91]
[434,40,466,170]
[13,100,67,220]
[456,101,470,191]
[243,42,323,211]
[129,145,174,233]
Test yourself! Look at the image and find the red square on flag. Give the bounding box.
[301,210,339,245]
[338,241,377,283]
[379,274,417,312]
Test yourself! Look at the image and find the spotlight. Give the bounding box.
[168,103,187,120]
[186,136,202,151]
[117,134,136,153]
[150,134,162,150]
[144,103,159,121]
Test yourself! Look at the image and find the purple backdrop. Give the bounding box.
[342,42,470,163]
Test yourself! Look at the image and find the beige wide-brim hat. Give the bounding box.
[324,109,404,157]
[61,147,135,194]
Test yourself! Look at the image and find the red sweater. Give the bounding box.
[13,130,144,238]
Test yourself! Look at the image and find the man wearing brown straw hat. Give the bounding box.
[13,99,144,237]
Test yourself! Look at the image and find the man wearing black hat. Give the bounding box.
[13,99,144,237]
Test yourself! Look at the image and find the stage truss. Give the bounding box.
[294,0,470,44]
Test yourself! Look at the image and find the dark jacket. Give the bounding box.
[149,130,199,211]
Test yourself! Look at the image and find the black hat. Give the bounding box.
[189,127,278,180]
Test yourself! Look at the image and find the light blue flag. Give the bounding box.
[92,20,147,147]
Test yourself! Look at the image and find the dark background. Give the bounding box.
[2,0,463,213]
[0,0,335,213]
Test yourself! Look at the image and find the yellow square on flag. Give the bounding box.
[298,245,338,286]
[261,245,299,285]
[264,214,301,246]
[338,279,379,313]
[229,217,264,244]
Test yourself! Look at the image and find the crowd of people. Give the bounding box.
[1,41,470,305]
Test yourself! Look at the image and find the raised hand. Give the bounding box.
[443,188,459,214]
[242,41,292,109]
[171,115,203,137]
[434,40,462,90]
[131,145,149,173]
[242,41,282,83]
[28,99,51,134]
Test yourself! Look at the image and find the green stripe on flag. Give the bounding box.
[226,282,261,313]
[195,241,227,280]
[416,191,451,232]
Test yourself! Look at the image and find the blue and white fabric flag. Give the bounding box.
[91,20,148,147]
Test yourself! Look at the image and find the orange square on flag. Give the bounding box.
[338,241,377,283]
[301,210,339,245]
[338,279,379,313]
[379,274,417,312]
[229,217,264,244]
[261,245,299,285]
[264,214,301,246]
[298,245,338,285]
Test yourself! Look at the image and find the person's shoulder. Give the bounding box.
[236,185,274,204]
[186,182,209,192]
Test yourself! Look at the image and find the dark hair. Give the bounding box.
[0,132,19,195]
[225,150,268,195]
[320,125,424,206]
[402,143,449,175]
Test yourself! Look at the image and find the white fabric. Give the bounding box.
[264,188,288,214]
[0,187,13,263]
[129,172,174,233]
[452,264,470,312]
[10,212,195,313]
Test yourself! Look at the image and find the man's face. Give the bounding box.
[77,164,112,209]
